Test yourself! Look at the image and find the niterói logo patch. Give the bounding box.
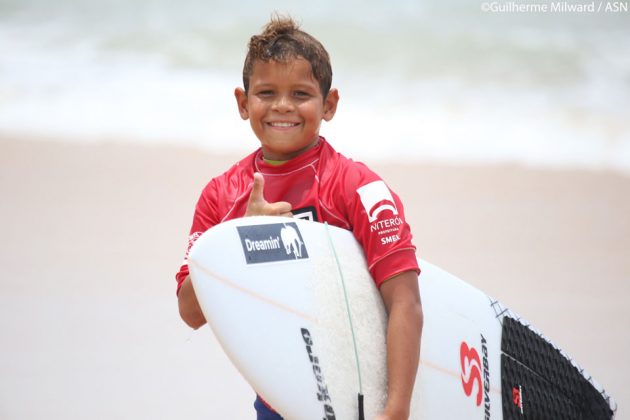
[237,222,309,264]
[356,180,399,223]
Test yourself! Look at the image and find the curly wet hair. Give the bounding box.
[242,15,332,98]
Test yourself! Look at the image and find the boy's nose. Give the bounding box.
[271,95,294,112]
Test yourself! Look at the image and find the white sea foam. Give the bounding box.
[1,0,628,172]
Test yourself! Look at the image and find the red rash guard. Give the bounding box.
[176,137,419,293]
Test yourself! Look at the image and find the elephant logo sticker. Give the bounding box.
[280,224,304,259]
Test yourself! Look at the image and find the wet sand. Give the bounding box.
[1,137,627,418]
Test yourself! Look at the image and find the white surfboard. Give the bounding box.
[188,216,616,419]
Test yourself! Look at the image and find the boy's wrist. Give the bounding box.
[378,402,410,420]
[379,389,412,420]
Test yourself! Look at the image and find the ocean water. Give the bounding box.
[1,0,629,172]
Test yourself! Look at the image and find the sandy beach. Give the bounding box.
[1,137,628,419]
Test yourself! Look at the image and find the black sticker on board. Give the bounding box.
[237,222,309,264]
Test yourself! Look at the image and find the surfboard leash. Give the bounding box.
[324,222,365,420]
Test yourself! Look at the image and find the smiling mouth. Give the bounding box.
[267,122,300,128]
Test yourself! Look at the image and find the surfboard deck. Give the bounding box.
[188,216,616,419]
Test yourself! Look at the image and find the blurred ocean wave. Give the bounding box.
[1,0,629,172]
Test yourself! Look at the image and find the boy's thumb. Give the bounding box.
[250,172,264,201]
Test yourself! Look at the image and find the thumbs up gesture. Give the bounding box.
[245,172,293,217]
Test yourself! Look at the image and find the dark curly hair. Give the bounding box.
[242,15,332,98]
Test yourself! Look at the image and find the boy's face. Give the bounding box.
[235,58,338,161]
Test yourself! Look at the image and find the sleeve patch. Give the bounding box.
[356,180,399,222]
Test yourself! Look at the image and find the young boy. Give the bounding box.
[176,16,423,420]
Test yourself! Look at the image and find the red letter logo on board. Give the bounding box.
[460,341,482,406]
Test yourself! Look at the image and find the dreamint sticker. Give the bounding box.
[237,222,309,264]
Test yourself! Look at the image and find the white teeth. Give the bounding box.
[269,122,298,127]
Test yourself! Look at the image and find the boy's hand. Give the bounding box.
[245,172,292,217]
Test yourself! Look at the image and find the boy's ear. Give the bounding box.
[234,88,249,120]
[323,88,339,122]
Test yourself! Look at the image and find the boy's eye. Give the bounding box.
[257,90,274,97]
[294,91,310,98]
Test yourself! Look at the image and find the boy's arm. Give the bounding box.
[178,173,291,329]
[178,275,207,329]
[377,270,423,420]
